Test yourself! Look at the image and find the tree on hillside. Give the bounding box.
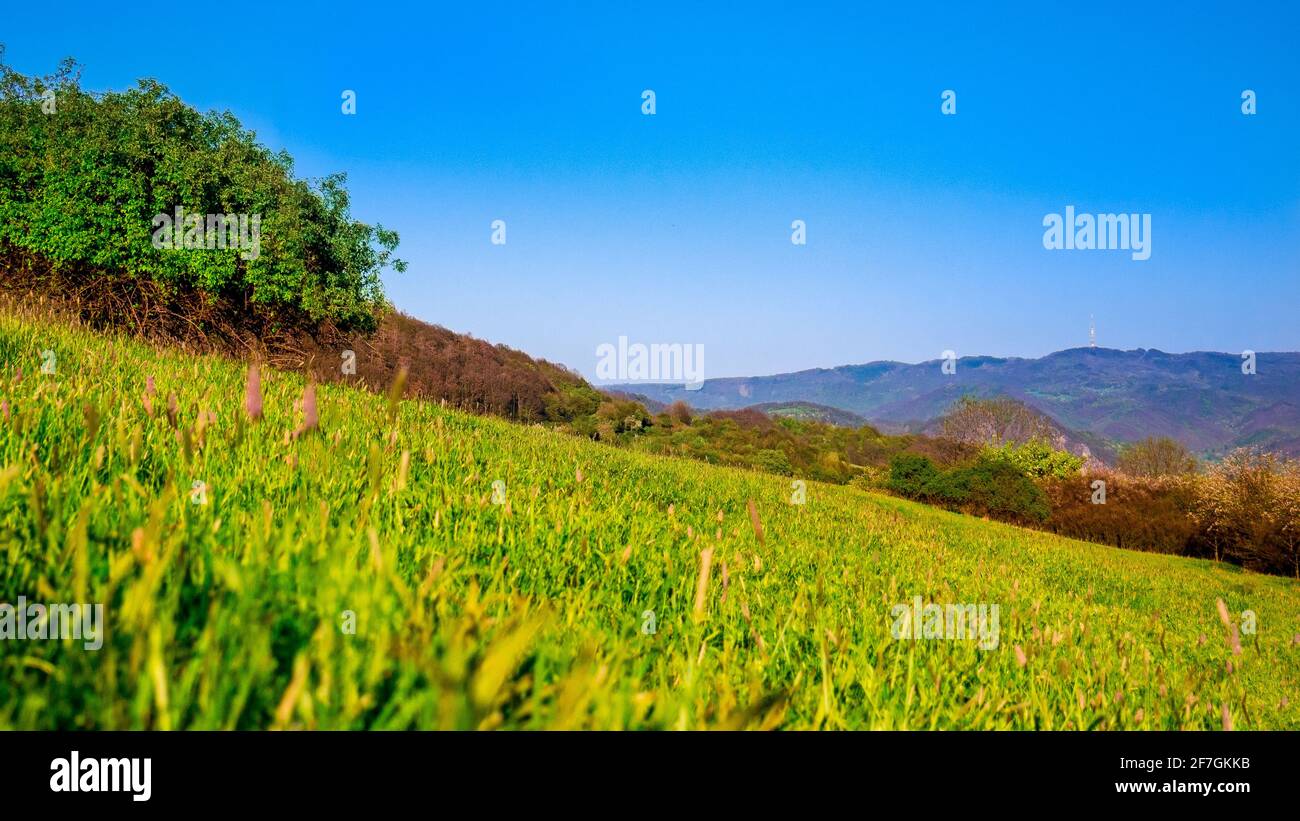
[1188,468,1233,563]
[1117,436,1198,478]
[1190,449,1294,571]
[939,396,1057,446]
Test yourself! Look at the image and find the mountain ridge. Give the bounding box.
[613,346,1300,458]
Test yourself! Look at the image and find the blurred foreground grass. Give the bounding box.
[1,311,1298,729]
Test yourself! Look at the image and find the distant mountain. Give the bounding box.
[614,348,1300,458]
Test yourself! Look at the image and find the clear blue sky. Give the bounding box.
[5,1,1298,381]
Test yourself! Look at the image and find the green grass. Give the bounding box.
[2,311,1299,729]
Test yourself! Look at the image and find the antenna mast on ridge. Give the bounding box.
[1089,315,1097,348]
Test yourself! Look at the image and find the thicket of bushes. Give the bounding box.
[885,451,1050,524]
[0,50,404,334]
[877,437,1086,525]
[1041,471,1198,555]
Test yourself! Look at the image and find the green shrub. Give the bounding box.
[887,453,941,498]
[923,465,972,505]
[594,399,651,435]
[982,439,1084,479]
[543,383,603,422]
[754,448,794,476]
[888,452,1048,523]
[0,51,404,331]
[958,454,1050,522]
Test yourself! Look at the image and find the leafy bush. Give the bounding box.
[0,50,404,332]
[887,452,1048,523]
[754,448,794,476]
[956,455,1050,522]
[542,381,604,423]
[594,399,651,436]
[983,439,1084,479]
[886,453,942,498]
[625,407,910,484]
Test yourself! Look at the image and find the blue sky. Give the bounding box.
[5,1,1298,381]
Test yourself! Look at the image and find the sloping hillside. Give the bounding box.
[0,287,605,426]
[299,309,603,422]
[3,312,1298,729]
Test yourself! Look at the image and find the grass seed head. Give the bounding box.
[245,362,263,421]
[747,499,765,546]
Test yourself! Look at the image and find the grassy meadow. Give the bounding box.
[2,310,1298,730]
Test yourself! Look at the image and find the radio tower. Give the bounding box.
[1089,315,1097,348]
